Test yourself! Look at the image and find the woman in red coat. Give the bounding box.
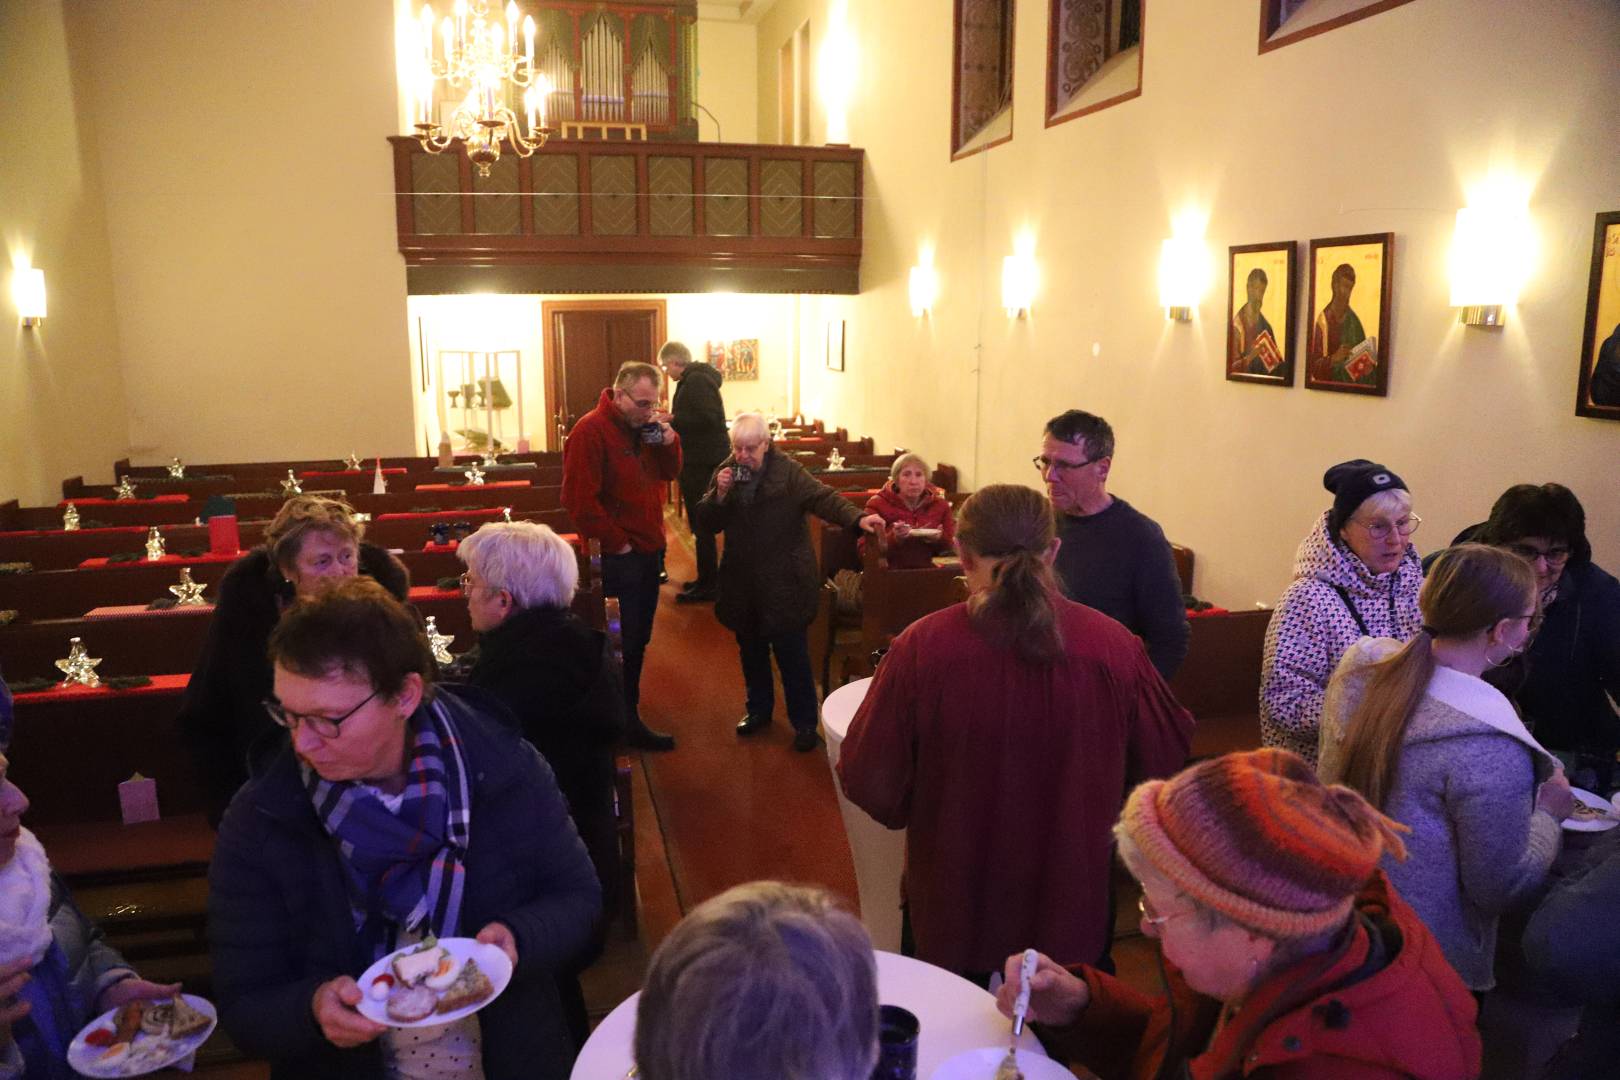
[837,484,1193,983]
[996,749,1482,1080]
[861,453,956,569]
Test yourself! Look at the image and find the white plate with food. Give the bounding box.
[356,936,513,1028]
[930,1046,1072,1080]
[906,528,943,540]
[1563,787,1620,832]
[68,995,216,1078]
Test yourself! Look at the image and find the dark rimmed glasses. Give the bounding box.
[262,688,379,739]
[1032,454,1099,475]
[1508,543,1571,568]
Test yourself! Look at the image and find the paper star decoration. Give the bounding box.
[464,462,487,486]
[55,637,103,688]
[62,503,80,532]
[166,456,186,478]
[170,566,208,606]
[343,452,363,471]
[145,527,166,562]
[280,470,303,495]
[424,616,456,665]
[114,476,137,500]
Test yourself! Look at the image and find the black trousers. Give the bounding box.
[600,550,661,719]
[735,626,818,732]
[678,463,719,586]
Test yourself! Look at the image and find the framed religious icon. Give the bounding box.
[1576,211,1620,420]
[1305,233,1393,396]
[1226,242,1297,387]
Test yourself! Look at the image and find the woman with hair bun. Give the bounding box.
[1319,543,1572,993]
[837,484,1193,983]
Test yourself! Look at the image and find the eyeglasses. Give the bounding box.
[616,389,659,410]
[1349,514,1422,541]
[1507,543,1571,567]
[1137,893,1191,930]
[458,571,490,594]
[1514,612,1546,634]
[1032,454,1099,475]
[262,689,379,739]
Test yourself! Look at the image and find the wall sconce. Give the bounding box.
[12,267,46,328]
[1450,198,1532,328]
[1002,254,1037,319]
[908,263,938,318]
[1157,237,1205,321]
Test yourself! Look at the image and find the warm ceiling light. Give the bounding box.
[12,267,45,328]
[412,1,550,176]
[1002,254,1037,318]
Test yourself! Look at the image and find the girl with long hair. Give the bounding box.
[837,485,1193,983]
[1319,543,1574,992]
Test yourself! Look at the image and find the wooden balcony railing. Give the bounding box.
[389,136,864,294]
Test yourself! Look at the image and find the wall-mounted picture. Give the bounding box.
[825,319,845,372]
[1226,242,1296,387]
[727,338,760,381]
[1576,210,1620,420]
[1305,232,1393,396]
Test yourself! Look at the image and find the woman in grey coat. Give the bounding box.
[1319,543,1574,992]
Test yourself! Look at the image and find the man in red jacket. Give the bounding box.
[561,362,682,751]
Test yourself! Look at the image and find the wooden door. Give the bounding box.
[543,300,667,450]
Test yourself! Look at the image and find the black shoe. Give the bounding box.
[792,728,823,753]
[659,569,669,584]
[626,720,676,752]
[736,714,772,737]
[678,579,701,594]
[675,587,718,604]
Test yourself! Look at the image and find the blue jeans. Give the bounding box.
[600,550,661,719]
[736,627,818,732]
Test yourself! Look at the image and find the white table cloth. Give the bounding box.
[569,950,1048,1078]
[821,677,908,951]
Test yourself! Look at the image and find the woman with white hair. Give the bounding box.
[456,522,624,1047]
[862,452,955,569]
[1260,460,1423,767]
[633,881,878,1080]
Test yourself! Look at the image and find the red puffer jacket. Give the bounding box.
[862,482,956,569]
[1038,872,1481,1080]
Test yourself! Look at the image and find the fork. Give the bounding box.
[994,949,1039,1080]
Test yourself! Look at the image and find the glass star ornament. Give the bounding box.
[480,445,501,468]
[62,503,80,531]
[166,456,186,478]
[280,470,303,496]
[170,566,208,606]
[424,616,456,665]
[145,527,166,562]
[464,462,487,486]
[827,448,845,471]
[343,452,363,471]
[501,506,513,523]
[114,476,137,501]
[55,637,103,688]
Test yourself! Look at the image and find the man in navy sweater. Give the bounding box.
[1036,410,1189,679]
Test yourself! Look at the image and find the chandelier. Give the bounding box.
[411,0,553,177]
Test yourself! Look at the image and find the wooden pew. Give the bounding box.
[1167,608,1273,760]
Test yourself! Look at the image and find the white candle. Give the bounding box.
[505,1,518,44]
[523,15,535,72]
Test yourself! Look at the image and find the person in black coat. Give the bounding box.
[696,413,883,752]
[659,341,729,602]
[176,496,409,822]
[207,578,600,1080]
[1454,483,1620,788]
[452,521,624,1048]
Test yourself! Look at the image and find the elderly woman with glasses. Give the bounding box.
[860,453,955,569]
[178,495,409,822]
[995,749,1481,1080]
[1260,460,1424,768]
[454,521,624,1049]
[1319,544,1571,1001]
[207,577,600,1080]
[1454,484,1620,788]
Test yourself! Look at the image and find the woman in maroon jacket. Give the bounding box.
[837,484,1193,983]
[861,453,956,569]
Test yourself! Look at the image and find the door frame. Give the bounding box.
[541,299,668,451]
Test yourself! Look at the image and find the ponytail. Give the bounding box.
[957,485,1064,664]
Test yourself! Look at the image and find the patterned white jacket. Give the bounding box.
[1259,510,1423,766]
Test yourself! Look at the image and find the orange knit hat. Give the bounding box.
[1118,748,1409,939]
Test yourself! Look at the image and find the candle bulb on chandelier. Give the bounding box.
[505,0,518,45]
[441,15,454,65]
[454,0,467,51]
[420,4,434,64]
[523,14,535,73]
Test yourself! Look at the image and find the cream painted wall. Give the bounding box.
[407,292,795,452]
[64,0,414,466]
[696,18,759,144]
[770,0,1620,608]
[0,1,131,506]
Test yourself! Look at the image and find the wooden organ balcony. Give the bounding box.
[390,136,864,294]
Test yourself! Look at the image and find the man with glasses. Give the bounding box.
[1037,410,1189,679]
[561,361,682,751]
